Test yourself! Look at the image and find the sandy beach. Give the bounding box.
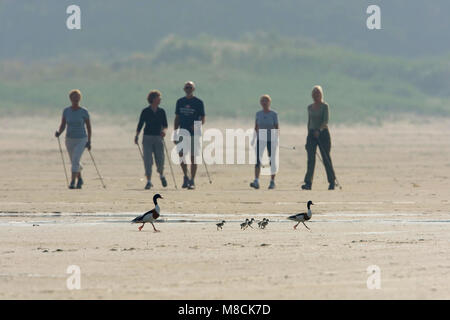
[0,116,449,299]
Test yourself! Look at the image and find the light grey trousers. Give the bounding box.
[142,135,165,179]
[65,137,87,173]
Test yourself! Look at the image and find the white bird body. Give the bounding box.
[132,205,160,223]
[288,208,312,223]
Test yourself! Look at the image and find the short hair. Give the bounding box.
[260,94,272,102]
[147,90,161,104]
[312,85,324,100]
[184,81,195,89]
[69,89,82,100]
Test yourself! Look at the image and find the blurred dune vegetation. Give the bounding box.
[0,0,449,124]
[1,33,449,124]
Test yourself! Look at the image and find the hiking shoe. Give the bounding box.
[182,176,190,188]
[187,179,195,190]
[69,180,76,189]
[250,180,260,189]
[268,180,276,189]
[328,182,335,190]
[160,176,168,188]
[301,183,311,190]
[145,181,153,190]
[76,177,83,189]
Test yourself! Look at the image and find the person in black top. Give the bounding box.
[135,90,168,189]
[173,81,205,189]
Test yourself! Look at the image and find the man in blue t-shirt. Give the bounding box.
[173,81,205,189]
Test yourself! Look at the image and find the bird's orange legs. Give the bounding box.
[138,223,144,231]
[151,223,160,232]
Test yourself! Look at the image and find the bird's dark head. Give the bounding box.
[222,220,226,223]
[307,200,314,208]
[153,194,163,204]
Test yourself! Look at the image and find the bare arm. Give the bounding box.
[85,118,92,150]
[85,119,92,141]
[55,116,66,137]
[251,121,258,145]
[173,114,180,143]
[274,112,279,130]
[174,114,180,130]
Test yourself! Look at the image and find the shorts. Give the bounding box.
[176,134,202,159]
[255,139,272,168]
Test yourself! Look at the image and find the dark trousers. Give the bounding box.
[304,129,335,185]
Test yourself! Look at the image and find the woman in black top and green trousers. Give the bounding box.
[302,85,336,190]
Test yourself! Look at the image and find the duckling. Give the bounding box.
[257,218,267,229]
[247,218,255,228]
[216,220,226,230]
[240,218,250,230]
[261,218,269,229]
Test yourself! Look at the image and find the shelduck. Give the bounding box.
[288,200,314,230]
[131,194,163,232]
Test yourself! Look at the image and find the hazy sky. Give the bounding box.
[1,0,449,59]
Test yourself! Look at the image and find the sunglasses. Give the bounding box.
[184,86,193,89]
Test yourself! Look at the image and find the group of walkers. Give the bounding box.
[55,82,337,191]
[133,81,205,190]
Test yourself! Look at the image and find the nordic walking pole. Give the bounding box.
[137,143,144,162]
[202,149,212,184]
[163,139,178,189]
[56,135,69,187]
[316,151,341,188]
[88,149,106,188]
[316,139,342,190]
[280,145,297,151]
[136,142,150,184]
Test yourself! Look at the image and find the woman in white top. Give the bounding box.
[250,94,279,190]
